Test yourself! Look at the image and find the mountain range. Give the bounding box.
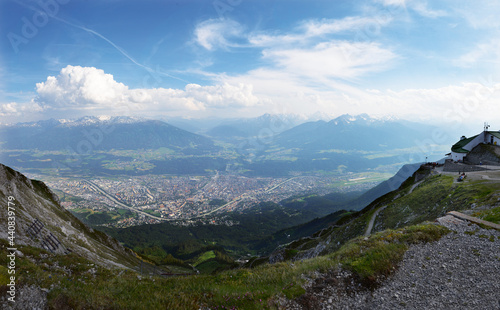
[205,113,305,140]
[272,114,438,152]
[0,116,217,154]
[0,114,451,177]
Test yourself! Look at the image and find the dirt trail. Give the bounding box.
[364,205,387,237]
[364,179,423,237]
[408,180,423,194]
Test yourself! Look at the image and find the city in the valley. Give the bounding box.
[29,171,389,228]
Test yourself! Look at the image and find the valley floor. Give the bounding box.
[280,215,500,310]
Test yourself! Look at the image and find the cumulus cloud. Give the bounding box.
[0,101,43,117]
[36,66,129,108]
[0,102,19,115]
[34,65,260,115]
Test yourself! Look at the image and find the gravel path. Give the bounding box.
[280,216,500,310]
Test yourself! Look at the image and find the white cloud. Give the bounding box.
[196,15,398,117]
[219,62,500,124]
[6,65,500,126]
[411,2,447,18]
[194,19,245,51]
[354,82,500,123]
[450,1,500,29]
[302,16,392,37]
[0,102,18,115]
[33,65,260,116]
[374,0,408,11]
[249,16,392,47]
[36,66,129,108]
[192,15,397,89]
[194,15,393,53]
[376,0,446,18]
[262,41,397,81]
[0,101,43,117]
[453,39,500,68]
[377,0,406,5]
[183,83,259,108]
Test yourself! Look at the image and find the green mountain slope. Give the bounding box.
[100,202,332,259]
[263,166,500,263]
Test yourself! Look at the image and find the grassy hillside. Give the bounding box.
[0,223,449,309]
[264,167,500,262]
[100,201,347,260]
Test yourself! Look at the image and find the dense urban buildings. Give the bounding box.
[31,172,383,227]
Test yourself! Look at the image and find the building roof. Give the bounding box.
[451,134,479,153]
[487,131,500,139]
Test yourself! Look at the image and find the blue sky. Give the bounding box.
[2,0,500,125]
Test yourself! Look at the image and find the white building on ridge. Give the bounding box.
[450,126,500,162]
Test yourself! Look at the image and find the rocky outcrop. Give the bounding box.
[464,143,500,166]
[0,285,47,310]
[0,164,138,269]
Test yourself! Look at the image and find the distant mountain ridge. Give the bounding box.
[206,113,305,139]
[8,115,146,128]
[273,113,436,152]
[0,116,218,153]
[0,114,450,177]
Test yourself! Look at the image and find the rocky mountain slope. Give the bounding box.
[0,163,139,269]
